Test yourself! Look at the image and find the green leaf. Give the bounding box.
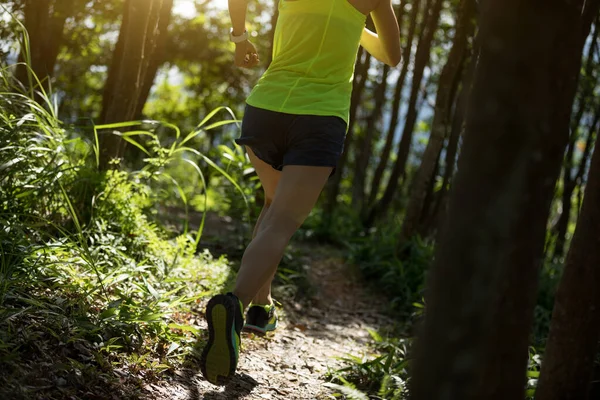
[367,328,383,343]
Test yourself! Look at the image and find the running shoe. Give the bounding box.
[200,293,244,385]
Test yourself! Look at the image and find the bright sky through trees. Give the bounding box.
[174,0,229,16]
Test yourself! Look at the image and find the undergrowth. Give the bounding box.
[0,59,247,397]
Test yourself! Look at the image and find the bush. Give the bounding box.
[0,73,243,396]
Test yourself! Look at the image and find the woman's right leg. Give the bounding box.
[233,164,333,309]
[245,147,281,306]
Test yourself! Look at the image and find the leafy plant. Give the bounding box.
[0,47,247,396]
[347,220,434,318]
[326,329,412,400]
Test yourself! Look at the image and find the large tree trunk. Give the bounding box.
[552,21,599,260]
[352,65,389,212]
[98,0,169,170]
[399,0,476,244]
[535,115,600,400]
[410,0,598,398]
[367,0,422,209]
[365,0,444,227]
[16,0,77,94]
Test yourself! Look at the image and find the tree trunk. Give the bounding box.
[16,0,77,94]
[98,0,167,170]
[552,21,598,260]
[535,115,600,400]
[134,0,174,118]
[265,0,279,68]
[399,0,476,245]
[418,146,441,232]
[427,37,480,236]
[322,49,371,219]
[410,0,598,398]
[367,0,422,209]
[352,65,390,212]
[365,0,444,227]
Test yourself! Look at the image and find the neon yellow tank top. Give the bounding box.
[245,0,366,124]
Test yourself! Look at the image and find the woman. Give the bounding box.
[200,0,400,386]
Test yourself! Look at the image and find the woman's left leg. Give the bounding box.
[245,147,281,306]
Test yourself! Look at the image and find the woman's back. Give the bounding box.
[246,0,366,123]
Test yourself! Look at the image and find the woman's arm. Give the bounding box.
[228,0,259,68]
[360,0,401,67]
[229,0,247,36]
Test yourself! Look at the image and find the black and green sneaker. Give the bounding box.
[243,303,278,334]
[200,293,244,385]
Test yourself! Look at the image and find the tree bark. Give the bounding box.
[399,0,476,245]
[365,0,444,226]
[133,0,174,118]
[367,0,422,209]
[535,114,600,400]
[98,0,167,170]
[410,0,598,398]
[16,0,77,94]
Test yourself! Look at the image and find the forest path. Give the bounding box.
[147,214,395,399]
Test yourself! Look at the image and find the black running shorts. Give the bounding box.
[235,104,347,175]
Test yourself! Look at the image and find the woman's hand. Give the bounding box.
[235,40,260,68]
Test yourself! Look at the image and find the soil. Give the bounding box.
[143,241,395,400]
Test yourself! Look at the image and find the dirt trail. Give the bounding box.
[147,243,394,399]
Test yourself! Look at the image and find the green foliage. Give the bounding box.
[0,71,243,396]
[348,221,434,317]
[329,333,543,400]
[525,347,542,399]
[204,142,260,221]
[326,330,412,400]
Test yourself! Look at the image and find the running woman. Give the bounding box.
[200,0,401,385]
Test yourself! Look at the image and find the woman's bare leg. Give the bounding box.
[245,147,281,306]
[233,164,333,309]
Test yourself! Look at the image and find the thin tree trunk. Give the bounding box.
[410,0,597,398]
[16,0,77,94]
[353,65,390,212]
[418,146,441,231]
[265,0,279,68]
[134,0,174,118]
[428,37,480,235]
[367,0,420,207]
[399,0,476,245]
[552,21,599,259]
[535,115,600,400]
[98,0,166,170]
[322,49,371,219]
[365,0,444,227]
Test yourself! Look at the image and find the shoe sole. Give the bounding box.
[200,295,238,385]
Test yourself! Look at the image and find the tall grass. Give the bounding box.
[0,28,255,396]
